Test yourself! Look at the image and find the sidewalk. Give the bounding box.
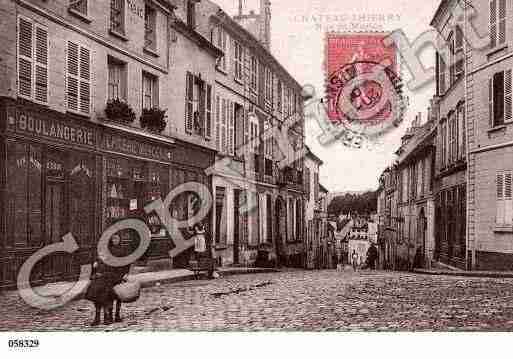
[413,268,513,279]
[19,267,280,303]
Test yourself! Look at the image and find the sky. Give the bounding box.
[213,0,441,192]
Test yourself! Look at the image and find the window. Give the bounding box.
[437,52,446,96]
[6,142,42,247]
[107,57,126,100]
[215,95,221,149]
[449,112,458,163]
[250,55,258,92]
[17,17,48,104]
[265,67,272,102]
[110,0,125,34]
[277,81,283,113]
[185,72,210,138]
[234,41,243,81]
[490,70,512,127]
[69,0,88,16]
[142,71,158,109]
[458,105,466,160]
[144,5,156,50]
[490,0,506,48]
[497,171,513,225]
[217,28,227,71]
[215,187,227,244]
[67,41,90,114]
[186,0,196,28]
[440,120,447,168]
[206,84,212,140]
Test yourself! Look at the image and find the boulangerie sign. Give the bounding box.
[5,106,96,148]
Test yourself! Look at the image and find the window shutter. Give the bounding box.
[185,72,193,133]
[229,101,235,155]
[506,172,513,224]
[439,56,446,95]
[244,107,249,145]
[18,17,33,98]
[215,95,220,149]
[499,0,506,45]
[489,77,494,127]
[505,69,512,122]
[497,172,505,224]
[67,41,79,111]
[34,26,48,103]
[490,0,498,48]
[205,84,212,139]
[221,99,227,153]
[79,46,90,114]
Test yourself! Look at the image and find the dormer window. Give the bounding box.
[187,0,196,28]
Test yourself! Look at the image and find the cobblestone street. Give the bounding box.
[2,270,513,331]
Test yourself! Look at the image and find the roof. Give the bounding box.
[210,9,303,90]
[430,0,449,27]
[305,145,323,165]
[171,18,224,58]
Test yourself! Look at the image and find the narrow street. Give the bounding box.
[2,270,513,331]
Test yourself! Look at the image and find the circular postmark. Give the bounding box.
[326,60,405,141]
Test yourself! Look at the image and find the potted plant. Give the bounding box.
[140,107,167,133]
[104,98,136,124]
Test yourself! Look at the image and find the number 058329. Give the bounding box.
[8,339,39,348]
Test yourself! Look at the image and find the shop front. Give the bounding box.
[0,99,101,289]
[0,99,215,289]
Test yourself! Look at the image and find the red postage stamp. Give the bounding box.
[325,33,402,138]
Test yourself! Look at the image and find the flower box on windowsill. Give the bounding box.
[140,107,167,133]
[105,99,136,125]
[68,8,93,23]
[109,29,129,41]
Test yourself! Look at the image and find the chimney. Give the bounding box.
[260,0,271,50]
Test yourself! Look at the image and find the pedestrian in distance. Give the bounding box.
[366,243,378,270]
[351,250,359,272]
[85,234,132,326]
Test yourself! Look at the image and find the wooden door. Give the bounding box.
[44,180,67,279]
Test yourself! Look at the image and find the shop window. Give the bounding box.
[106,157,169,239]
[70,154,95,246]
[6,142,42,247]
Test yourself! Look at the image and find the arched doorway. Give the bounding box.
[275,196,287,266]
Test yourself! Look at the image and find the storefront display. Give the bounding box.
[0,99,215,289]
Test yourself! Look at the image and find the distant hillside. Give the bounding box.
[327,191,377,216]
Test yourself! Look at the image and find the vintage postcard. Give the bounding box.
[0,0,511,357]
